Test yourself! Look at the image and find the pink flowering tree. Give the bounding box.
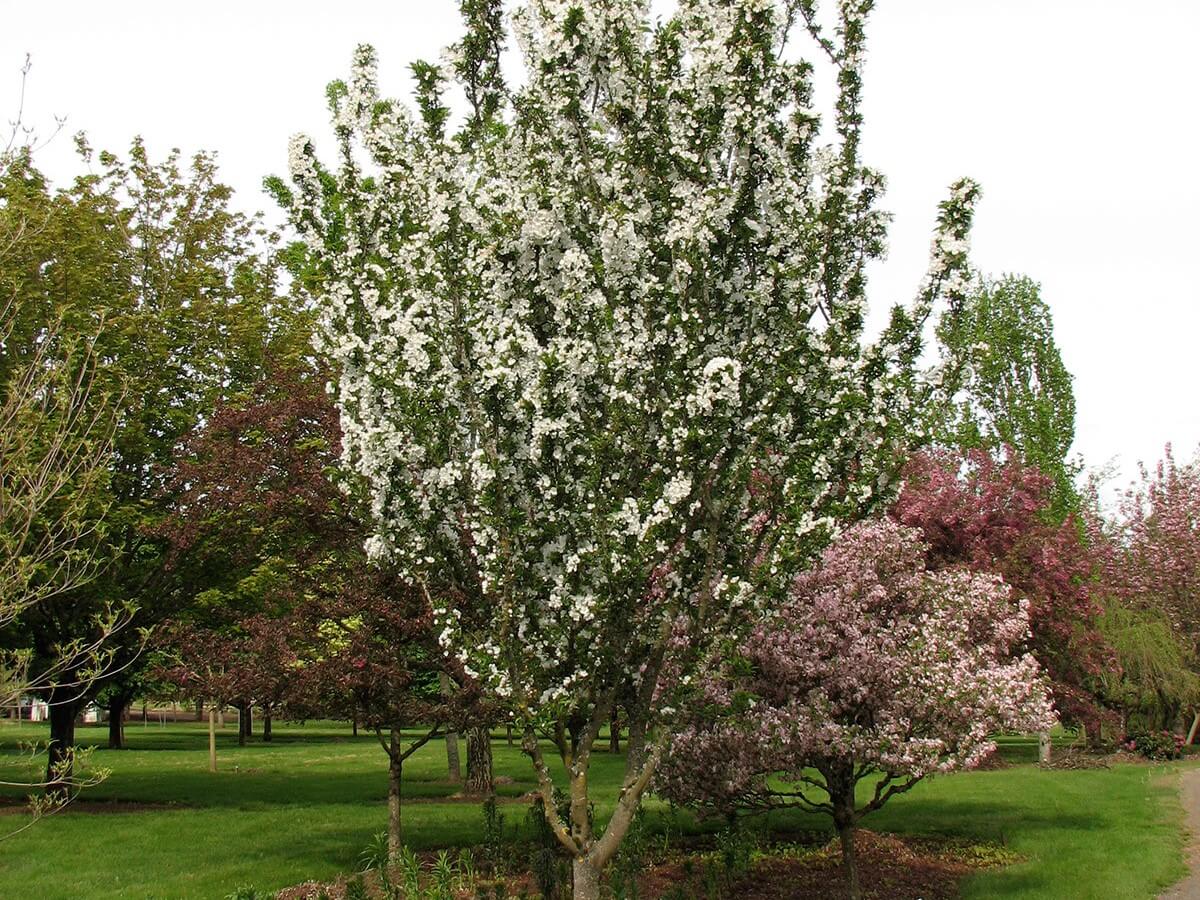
[1112,447,1200,636]
[658,519,1054,900]
[277,2,981,895]
[892,449,1112,731]
[1091,446,1200,732]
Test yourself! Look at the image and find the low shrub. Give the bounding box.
[1122,730,1185,760]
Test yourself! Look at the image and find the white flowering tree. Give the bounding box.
[278,1,979,895]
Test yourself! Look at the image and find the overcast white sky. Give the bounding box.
[4,1,1197,492]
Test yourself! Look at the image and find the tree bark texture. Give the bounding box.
[388,729,403,859]
[439,673,461,781]
[838,824,861,900]
[107,695,128,749]
[444,729,462,782]
[465,725,493,796]
[572,857,602,900]
[262,710,272,742]
[208,708,217,772]
[46,694,78,791]
[825,766,862,900]
[1038,730,1052,763]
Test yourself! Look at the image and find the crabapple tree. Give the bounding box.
[892,449,1111,730]
[279,1,979,894]
[657,519,1054,900]
[1093,446,1200,733]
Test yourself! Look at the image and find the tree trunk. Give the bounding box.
[609,707,620,753]
[445,729,462,782]
[388,729,402,860]
[572,857,602,900]
[107,695,127,750]
[218,706,225,728]
[828,767,861,900]
[352,715,358,737]
[46,696,78,792]
[439,673,461,781]
[237,703,248,746]
[506,723,513,747]
[195,699,204,722]
[208,708,217,773]
[837,823,861,900]
[262,710,272,742]
[465,725,493,796]
[1187,711,1200,745]
[1038,730,1052,763]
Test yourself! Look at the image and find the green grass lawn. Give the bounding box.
[0,720,1188,899]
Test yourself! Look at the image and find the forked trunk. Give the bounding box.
[387,729,403,859]
[465,725,493,795]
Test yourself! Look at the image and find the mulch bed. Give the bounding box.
[643,831,991,900]
[280,829,1013,899]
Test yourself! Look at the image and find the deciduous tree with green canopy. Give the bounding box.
[935,274,1079,518]
[0,138,295,777]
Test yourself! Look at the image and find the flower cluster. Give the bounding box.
[282,0,979,723]
[657,518,1055,816]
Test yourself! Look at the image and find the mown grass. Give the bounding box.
[0,720,1188,899]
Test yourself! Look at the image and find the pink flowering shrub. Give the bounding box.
[1121,730,1185,761]
[657,518,1054,899]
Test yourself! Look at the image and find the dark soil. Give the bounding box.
[279,829,1014,899]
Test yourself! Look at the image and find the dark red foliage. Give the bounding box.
[159,614,301,713]
[892,448,1114,725]
[156,364,485,734]
[158,363,350,577]
[288,573,484,733]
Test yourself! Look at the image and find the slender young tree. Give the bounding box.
[294,581,478,858]
[280,3,979,894]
